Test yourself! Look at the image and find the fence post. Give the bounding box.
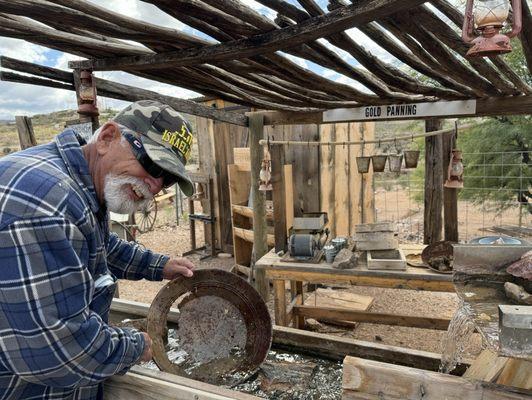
[15,116,37,149]
[442,129,458,242]
[249,113,269,300]
[424,119,443,244]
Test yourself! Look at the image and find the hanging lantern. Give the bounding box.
[462,0,522,57]
[259,149,272,191]
[77,70,99,117]
[444,150,464,189]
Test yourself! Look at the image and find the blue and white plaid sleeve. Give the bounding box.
[0,217,145,389]
[106,233,169,281]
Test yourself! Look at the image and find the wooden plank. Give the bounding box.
[233,227,274,246]
[283,124,320,216]
[306,288,373,327]
[442,130,458,241]
[71,0,425,71]
[104,367,260,400]
[423,118,443,244]
[15,115,37,149]
[273,279,287,326]
[295,306,451,330]
[463,349,508,382]
[349,122,363,231]
[264,269,454,291]
[334,122,350,236]
[496,358,532,389]
[342,356,529,400]
[232,204,273,220]
[256,96,532,126]
[274,326,469,373]
[233,147,251,169]
[319,123,336,236]
[271,136,287,253]
[284,164,294,234]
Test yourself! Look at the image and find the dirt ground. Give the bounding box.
[117,201,484,361]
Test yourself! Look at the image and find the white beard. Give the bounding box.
[103,173,153,214]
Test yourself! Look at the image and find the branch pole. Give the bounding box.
[258,123,481,147]
[249,113,269,301]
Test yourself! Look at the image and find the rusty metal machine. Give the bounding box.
[287,212,329,261]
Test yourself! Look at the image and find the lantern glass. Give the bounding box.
[474,0,509,28]
[450,160,464,177]
[79,85,94,102]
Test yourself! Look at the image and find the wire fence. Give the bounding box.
[373,150,531,243]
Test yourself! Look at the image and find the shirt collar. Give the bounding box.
[55,129,103,216]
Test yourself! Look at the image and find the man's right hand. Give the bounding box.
[138,332,153,363]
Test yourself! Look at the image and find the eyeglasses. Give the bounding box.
[120,128,179,189]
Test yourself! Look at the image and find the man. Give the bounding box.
[0,100,195,399]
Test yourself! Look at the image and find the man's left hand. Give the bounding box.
[162,257,195,280]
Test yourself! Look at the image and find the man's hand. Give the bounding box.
[138,332,152,363]
[162,257,195,280]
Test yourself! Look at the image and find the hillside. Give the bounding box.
[0,109,119,154]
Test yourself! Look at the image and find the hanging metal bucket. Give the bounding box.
[403,150,420,168]
[389,154,403,173]
[371,155,387,172]
[356,156,371,173]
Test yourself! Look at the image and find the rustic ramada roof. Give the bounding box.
[0,0,530,116]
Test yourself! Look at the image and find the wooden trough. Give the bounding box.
[108,298,474,399]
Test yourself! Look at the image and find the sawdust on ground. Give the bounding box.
[117,202,482,359]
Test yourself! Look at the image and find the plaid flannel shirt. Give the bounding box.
[0,130,169,399]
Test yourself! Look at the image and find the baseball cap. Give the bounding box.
[113,100,194,196]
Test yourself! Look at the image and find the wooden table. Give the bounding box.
[255,249,455,329]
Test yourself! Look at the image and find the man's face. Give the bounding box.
[103,173,153,214]
[96,123,164,214]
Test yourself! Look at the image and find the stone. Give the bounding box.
[331,249,357,269]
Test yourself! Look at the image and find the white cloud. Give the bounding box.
[278,51,309,69]
[88,0,185,30]
[0,37,49,63]
[345,27,399,65]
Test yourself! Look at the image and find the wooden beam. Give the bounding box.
[273,326,469,374]
[442,128,458,242]
[254,96,532,125]
[342,356,530,400]
[249,113,269,300]
[232,204,273,220]
[294,306,451,330]
[69,0,426,71]
[105,366,260,400]
[1,55,73,83]
[15,115,36,149]
[233,227,275,247]
[424,118,443,245]
[0,70,75,91]
[0,56,248,126]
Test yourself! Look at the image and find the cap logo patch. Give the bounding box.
[133,139,142,148]
[162,125,193,162]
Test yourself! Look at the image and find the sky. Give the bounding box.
[0,0,437,120]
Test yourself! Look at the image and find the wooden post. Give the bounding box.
[271,141,288,253]
[15,116,37,149]
[249,113,269,300]
[423,119,443,244]
[442,128,459,242]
